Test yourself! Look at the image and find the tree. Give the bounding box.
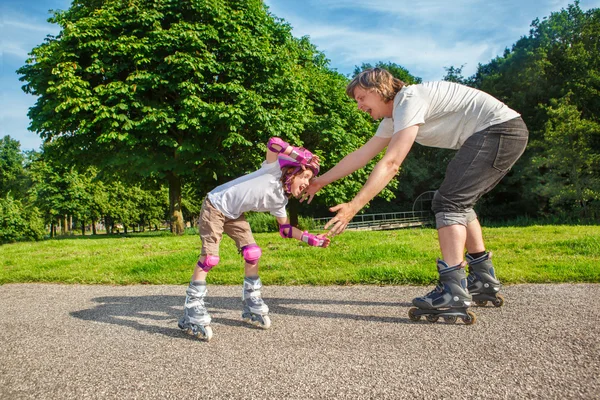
[470,1,600,219]
[0,194,46,244]
[0,136,26,198]
[353,61,422,85]
[18,0,328,234]
[532,95,600,218]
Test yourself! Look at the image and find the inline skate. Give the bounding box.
[242,276,271,329]
[408,260,476,325]
[178,282,213,341]
[466,252,504,307]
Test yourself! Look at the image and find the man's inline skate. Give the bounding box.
[466,252,504,307]
[242,276,271,329]
[408,260,476,325]
[178,282,213,341]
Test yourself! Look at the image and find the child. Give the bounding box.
[178,137,330,341]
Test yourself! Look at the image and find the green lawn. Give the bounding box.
[1,225,599,285]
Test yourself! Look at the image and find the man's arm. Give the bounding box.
[324,125,419,236]
[302,135,390,203]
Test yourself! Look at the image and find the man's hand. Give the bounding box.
[300,177,325,204]
[324,202,359,237]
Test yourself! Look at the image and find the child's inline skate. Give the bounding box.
[466,252,504,307]
[408,260,476,325]
[178,282,213,341]
[242,276,271,329]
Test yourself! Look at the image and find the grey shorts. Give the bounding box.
[433,117,529,228]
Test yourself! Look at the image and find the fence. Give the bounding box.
[313,210,433,231]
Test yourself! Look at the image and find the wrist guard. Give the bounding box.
[301,231,327,247]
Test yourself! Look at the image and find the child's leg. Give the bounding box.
[224,216,271,329]
[179,198,224,340]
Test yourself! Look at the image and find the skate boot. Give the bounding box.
[409,260,476,325]
[178,282,213,341]
[242,276,271,329]
[466,252,504,307]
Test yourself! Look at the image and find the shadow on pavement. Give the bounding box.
[70,294,414,338]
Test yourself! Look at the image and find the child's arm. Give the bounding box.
[276,216,330,248]
[267,137,318,165]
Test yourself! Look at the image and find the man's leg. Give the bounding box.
[466,218,486,255]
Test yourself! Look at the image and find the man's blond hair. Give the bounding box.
[346,68,405,102]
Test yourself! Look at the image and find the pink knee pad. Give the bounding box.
[242,244,262,265]
[197,255,219,272]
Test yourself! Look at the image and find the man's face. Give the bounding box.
[353,86,387,120]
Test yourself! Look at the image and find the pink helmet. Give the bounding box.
[278,150,320,195]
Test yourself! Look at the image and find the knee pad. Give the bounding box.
[242,244,262,265]
[197,255,219,272]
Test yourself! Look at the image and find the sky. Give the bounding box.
[3,0,600,151]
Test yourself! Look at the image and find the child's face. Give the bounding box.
[290,169,314,198]
[353,86,387,120]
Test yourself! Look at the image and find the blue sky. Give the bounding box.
[3,0,600,151]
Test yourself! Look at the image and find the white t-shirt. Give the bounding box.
[375,81,520,150]
[207,161,288,220]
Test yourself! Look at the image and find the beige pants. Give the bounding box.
[198,198,255,256]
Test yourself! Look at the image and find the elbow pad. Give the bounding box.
[279,224,293,238]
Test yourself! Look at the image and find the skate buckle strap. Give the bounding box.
[466,251,491,265]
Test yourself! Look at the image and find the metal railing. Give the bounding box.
[313,210,433,231]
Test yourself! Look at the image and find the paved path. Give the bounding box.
[1,284,599,399]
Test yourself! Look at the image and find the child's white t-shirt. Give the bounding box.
[207,161,288,220]
[375,81,520,150]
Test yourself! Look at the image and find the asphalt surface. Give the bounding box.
[1,283,599,399]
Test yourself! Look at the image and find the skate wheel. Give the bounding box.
[492,294,505,307]
[261,315,272,330]
[243,315,271,330]
[200,326,213,341]
[408,307,421,322]
[475,300,488,307]
[444,315,457,324]
[462,311,476,325]
[426,314,439,323]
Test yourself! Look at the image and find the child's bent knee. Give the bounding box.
[197,255,220,272]
[242,244,262,265]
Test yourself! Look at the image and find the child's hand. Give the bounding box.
[301,231,331,248]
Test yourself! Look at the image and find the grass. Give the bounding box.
[1,225,599,285]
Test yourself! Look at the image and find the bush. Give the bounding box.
[0,195,46,244]
[246,212,279,233]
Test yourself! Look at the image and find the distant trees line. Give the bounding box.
[2,1,598,243]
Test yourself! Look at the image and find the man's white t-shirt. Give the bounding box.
[375,81,520,150]
[207,161,288,220]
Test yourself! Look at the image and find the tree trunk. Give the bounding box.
[50,221,55,238]
[92,219,97,235]
[81,222,85,236]
[289,199,299,227]
[168,172,185,235]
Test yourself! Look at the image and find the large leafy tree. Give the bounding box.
[470,1,600,219]
[18,0,325,234]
